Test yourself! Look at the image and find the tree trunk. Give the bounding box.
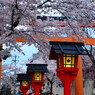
[50,82,53,95]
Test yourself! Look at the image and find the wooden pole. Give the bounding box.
[0,44,3,89]
[0,58,2,89]
[75,55,84,95]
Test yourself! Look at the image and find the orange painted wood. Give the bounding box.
[89,22,95,27]
[74,55,84,95]
[0,58,2,89]
[0,44,3,89]
[27,20,95,27]
[34,35,95,45]
[15,36,95,45]
[15,37,26,42]
[58,21,95,27]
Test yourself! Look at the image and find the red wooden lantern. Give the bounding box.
[26,64,48,95]
[17,74,31,95]
[49,41,87,95]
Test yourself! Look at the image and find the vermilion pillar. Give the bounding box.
[0,58,2,89]
[0,45,3,89]
[20,82,30,95]
[31,81,44,95]
[75,55,84,95]
[30,72,44,95]
[57,68,78,95]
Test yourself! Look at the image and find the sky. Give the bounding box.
[2,44,38,66]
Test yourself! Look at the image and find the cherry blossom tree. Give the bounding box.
[0,0,95,94]
[82,55,95,95]
[0,0,95,88]
[0,0,95,57]
[1,62,25,91]
[82,55,95,80]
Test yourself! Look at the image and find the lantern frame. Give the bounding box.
[26,64,48,81]
[17,74,31,95]
[26,64,48,95]
[56,54,77,69]
[49,41,87,95]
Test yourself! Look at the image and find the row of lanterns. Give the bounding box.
[17,41,87,95]
[17,64,48,95]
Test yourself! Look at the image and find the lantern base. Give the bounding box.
[56,68,78,95]
[20,86,29,95]
[31,81,44,95]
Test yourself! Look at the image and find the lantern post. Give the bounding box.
[17,74,31,95]
[49,41,87,95]
[26,64,48,95]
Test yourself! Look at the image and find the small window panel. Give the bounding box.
[63,54,75,68]
[22,81,28,86]
[34,72,42,81]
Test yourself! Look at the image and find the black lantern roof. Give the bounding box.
[49,41,87,59]
[17,74,31,81]
[26,64,48,73]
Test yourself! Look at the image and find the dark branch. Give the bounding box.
[15,0,18,9]
[90,45,92,56]
[11,8,15,31]
[13,16,20,28]
[37,0,50,8]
